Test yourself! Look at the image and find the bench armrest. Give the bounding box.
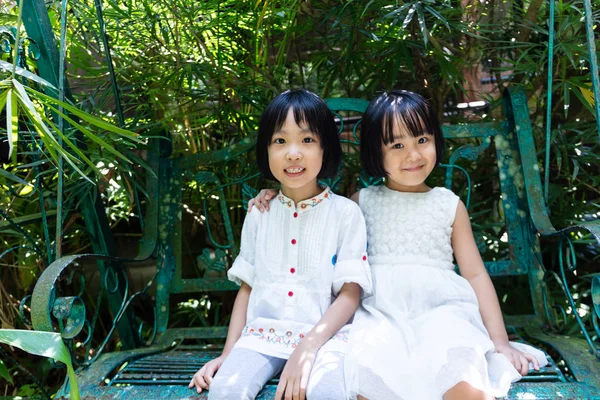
[29,253,158,368]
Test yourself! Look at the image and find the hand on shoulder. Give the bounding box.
[247,188,278,213]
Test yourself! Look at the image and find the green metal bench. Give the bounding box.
[28,88,600,399]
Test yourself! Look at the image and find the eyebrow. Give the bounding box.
[275,127,314,134]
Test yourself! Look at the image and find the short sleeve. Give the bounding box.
[227,208,258,287]
[332,202,372,297]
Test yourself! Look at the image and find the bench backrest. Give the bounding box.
[147,87,548,340]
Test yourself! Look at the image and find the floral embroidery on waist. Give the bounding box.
[242,326,305,348]
[241,325,348,347]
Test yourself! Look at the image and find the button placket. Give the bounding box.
[285,206,300,319]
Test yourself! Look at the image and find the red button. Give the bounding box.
[293,212,298,218]
[291,239,297,245]
[290,268,296,274]
[288,291,294,297]
[362,255,367,261]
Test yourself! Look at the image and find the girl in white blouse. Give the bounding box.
[189,89,372,400]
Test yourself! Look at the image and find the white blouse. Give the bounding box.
[228,186,372,359]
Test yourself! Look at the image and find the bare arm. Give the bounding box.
[275,282,361,399]
[452,200,539,374]
[298,282,360,352]
[222,282,252,355]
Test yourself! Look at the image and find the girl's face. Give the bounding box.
[382,124,437,193]
[268,108,324,202]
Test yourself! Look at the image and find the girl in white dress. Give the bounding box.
[249,90,548,400]
[189,89,372,400]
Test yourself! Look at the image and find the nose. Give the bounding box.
[406,148,422,162]
[286,145,302,161]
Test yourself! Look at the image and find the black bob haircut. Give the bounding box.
[360,90,444,179]
[256,89,342,181]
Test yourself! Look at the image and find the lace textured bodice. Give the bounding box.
[359,185,460,270]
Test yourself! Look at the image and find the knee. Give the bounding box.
[207,375,254,400]
[443,381,494,400]
[306,379,345,400]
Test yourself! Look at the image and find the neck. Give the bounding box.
[385,181,431,193]
[281,181,322,204]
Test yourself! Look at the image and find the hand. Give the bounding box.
[247,189,277,213]
[495,343,540,376]
[275,343,317,400]
[188,355,226,393]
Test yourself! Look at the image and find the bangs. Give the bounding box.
[270,94,325,141]
[381,98,435,145]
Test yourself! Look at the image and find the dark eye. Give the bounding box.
[418,137,428,144]
[303,137,315,143]
[392,143,404,149]
[273,138,285,144]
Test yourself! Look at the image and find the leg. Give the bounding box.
[306,351,345,400]
[207,347,286,400]
[443,381,494,400]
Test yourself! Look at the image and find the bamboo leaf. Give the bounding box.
[39,112,103,174]
[0,330,79,400]
[416,4,428,47]
[0,169,32,186]
[24,87,142,141]
[401,5,416,30]
[0,359,12,384]
[6,88,18,162]
[424,5,450,30]
[580,86,595,107]
[0,60,57,90]
[45,104,133,164]
[13,86,94,184]
[0,89,8,114]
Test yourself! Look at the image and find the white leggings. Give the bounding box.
[207,347,345,400]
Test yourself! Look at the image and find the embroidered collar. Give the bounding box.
[277,186,331,213]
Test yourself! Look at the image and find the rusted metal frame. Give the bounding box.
[22,0,140,349]
[154,156,181,337]
[504,87,600,357]
[30,253,159,368]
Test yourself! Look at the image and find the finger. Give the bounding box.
[292,377,301,400]
[527,353,540,371]
[255,198,265,212]
[300,373,309,400]
[261,198,270,211]
[247,199,255,212]
[196,373,209,391]
[298,382,306,400]
[275,379,286,400]
[519,354,529,376]
[189,367,205,388]
[285,378,294,400]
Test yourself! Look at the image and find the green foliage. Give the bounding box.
[0,358,12,384]
[0,0,599,395]
[0,329,79,399]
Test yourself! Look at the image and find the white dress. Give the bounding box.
[344,185,548,400]
[228,186,372,359]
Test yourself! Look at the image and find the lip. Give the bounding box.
[284,167,306,177]
[403,165,424,172]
